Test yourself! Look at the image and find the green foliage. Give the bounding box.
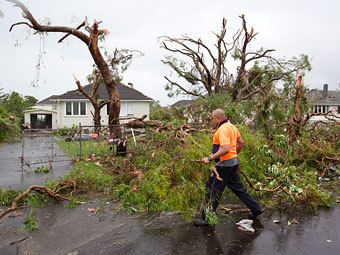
[111,131,210,220]
[54,126,78,137]
[237,126,334,209]
[34,165,49,174]
[298,124,340,162]
[26,193,48,208]
[0,106,20,142]
[57,139,111,159]
[187,94,247,125]
[66,196,79,209]
[0,89,35,142]
[23,210,38,232]
[150,102,186,126]
[0,189,19,206]
[57,123,336,220]
[297,186,333,210]
[205,206,219,226]
[65,162,113,193]
[1,91,37,121]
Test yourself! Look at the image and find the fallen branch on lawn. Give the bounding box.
[239,170,296,201]
[0,182,76,220]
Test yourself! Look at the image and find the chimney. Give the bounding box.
[127,82,133,88]
[322,84,328,98]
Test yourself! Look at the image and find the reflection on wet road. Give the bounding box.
[0,199,338,255]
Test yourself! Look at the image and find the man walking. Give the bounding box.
[194,109,263,226]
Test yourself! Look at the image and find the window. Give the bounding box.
[314,105,329,114]
[37,115,46,122]
[338,106,340,114]
[73,102,79,115]
[80,102,86,115]
[127,102,134,116]
[65,102,86,116]
[66,102,72,115]
[120,102,127,116]
[106,102,134,116]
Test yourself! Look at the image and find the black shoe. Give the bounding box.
[248,208,264,220]
[193,219,209,227]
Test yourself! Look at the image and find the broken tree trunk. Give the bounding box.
[7,0,121,136]
[287,70,304,143]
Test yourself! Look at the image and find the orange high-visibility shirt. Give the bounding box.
[213,122,241,162]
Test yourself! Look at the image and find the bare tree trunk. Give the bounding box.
[93,106,101,132]
[81,21,121,135]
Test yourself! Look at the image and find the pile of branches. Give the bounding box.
[125,115,209,143]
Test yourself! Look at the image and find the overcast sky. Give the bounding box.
[1,0,339,106]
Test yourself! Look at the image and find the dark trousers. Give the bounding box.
[204,164,262,218]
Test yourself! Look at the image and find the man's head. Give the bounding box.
[211,109,227,126]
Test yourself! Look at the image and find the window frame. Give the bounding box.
[65,101,87,116]
[106,101,134,116]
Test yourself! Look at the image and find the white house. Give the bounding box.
[307,84,340,122]
[24,84,153,129]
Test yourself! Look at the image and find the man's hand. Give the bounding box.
[202,157,211,164]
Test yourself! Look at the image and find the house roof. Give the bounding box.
[24,108,57,113]
[37,95,58,105]
[54,83,153,101]
[306,89,340,105]
[171,99,194,108]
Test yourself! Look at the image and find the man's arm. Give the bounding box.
[236,137,244,153]
[202,144,230,163]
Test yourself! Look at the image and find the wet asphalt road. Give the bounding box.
[0,141,339,254]
[0,199,339,255]
[0,138,72,189]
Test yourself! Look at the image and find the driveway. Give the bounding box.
[0,136,73,190]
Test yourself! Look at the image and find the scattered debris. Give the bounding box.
[220,207,232,213]
[88,208,96,213]
[288,219,299,225]
[66,252,79,255]
[7,211,22,218]
[236,219,255,232]
[132,170,143,180]
[318,177,331,182]
[9,236,30,245]
[132,184,139,192]
[90,133,99,140]
[211,165,223,181]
